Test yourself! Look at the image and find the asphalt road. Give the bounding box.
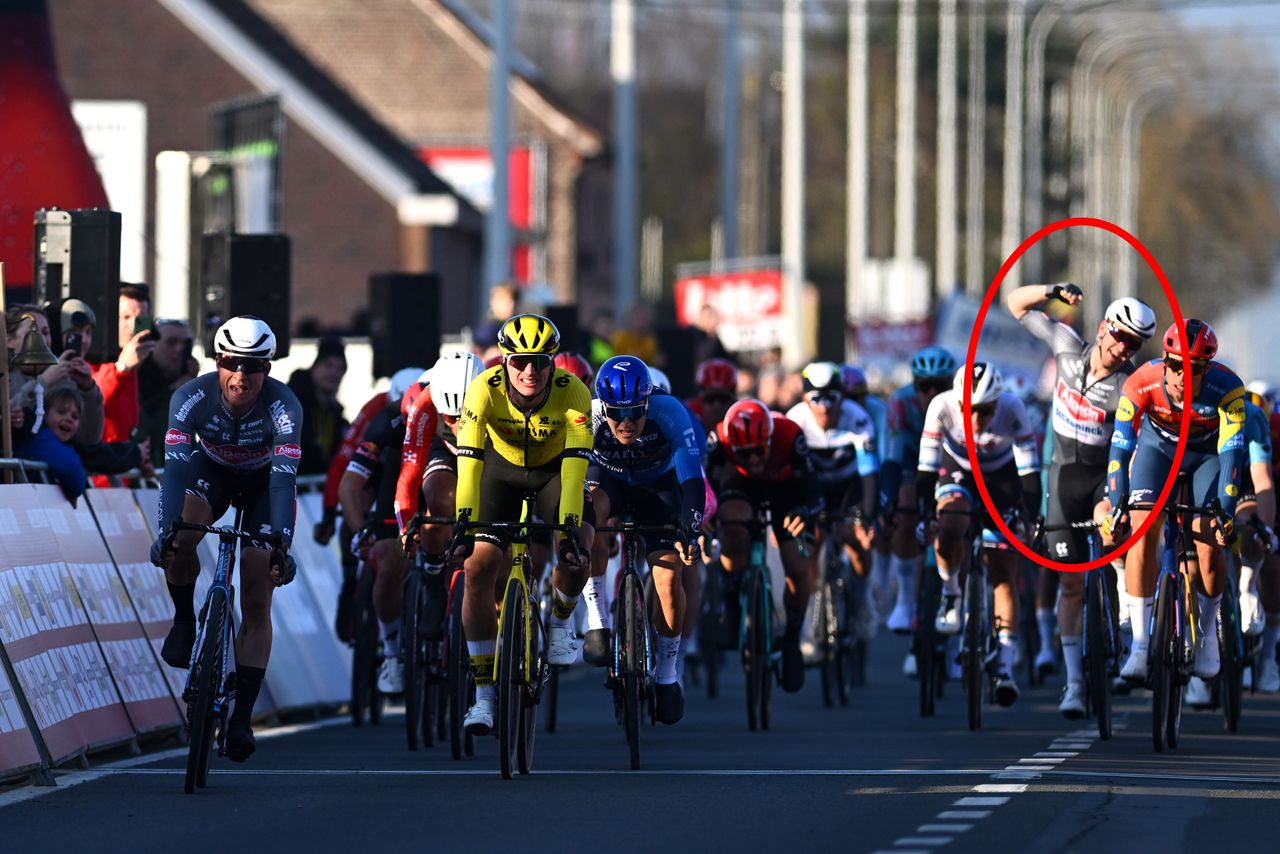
[4,635,1279,853]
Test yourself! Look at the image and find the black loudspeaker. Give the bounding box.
[656,325,699,400]
[198,233,291,358]
[543,303,581,354]
[369,273,440,379]
[33,207,121,363]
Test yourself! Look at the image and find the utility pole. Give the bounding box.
[721,0,741,262]
[964,1,986,295]
[936,0,959,301]
[895,0,918,317]
[1001,0,1026,294]
[845,0,868,355]
[483,0,512,315]
[612,0,638,320]
[781,0,806,367]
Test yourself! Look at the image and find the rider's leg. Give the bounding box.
[888,483,921,631]
[1124,508,1161,654]
[1260,551,1280,691]
[649,549,686,684]
[585,485,614,636]
[462,541,503,710]
[1035,566,1060,672]
[1057,571,1085,686]
[160,495,214,668]
[1191,517,1226,678]
[227,546,275,760]
[1235,500,1265,634]
[372,537,408,657]
[989,552,1020,679]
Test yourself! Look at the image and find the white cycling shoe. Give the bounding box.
[903,652,917,678]
[1120,642,1148,682]
[935,596,961,635]
[1257,658,1280,693]
[1058,681,1086,720]
[547,625,580,666]
[463,695,496,735]
[1034,644,1058,677]
[887,597,916,634]
[376,657,405,694]
[1185,675,1212,708]
[1193,631,1220,680]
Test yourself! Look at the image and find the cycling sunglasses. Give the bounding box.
[913,378,950,395]
[1164,356,1208,376]
[970,401,997,417]
[217,355,269,374]
[701,391,736,406]
[506,353,554,372]
[805,390,842,407]
[1106,323,1144,352]
[604,402,648,422]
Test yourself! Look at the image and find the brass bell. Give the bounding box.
[11,313,60,370]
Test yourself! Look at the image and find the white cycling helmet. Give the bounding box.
[953,362,1003,406]
[388,367,426,407]
[1104,297,1157,340]
[213,315,277,359]
[430,351,485,417]
[648,366,672,393]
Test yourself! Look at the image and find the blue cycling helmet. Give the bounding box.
[596,355,654,406]
[911,345,957,380]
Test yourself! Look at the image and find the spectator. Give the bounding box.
[611,301,661,365]
[474,281,520,361]
[289,332,348,475]
[14,382,87,505]
[89,282,157,444]
[137,318,198,466]
[582,307,616,368]
[692,303,734,365]
[6,304,103,445]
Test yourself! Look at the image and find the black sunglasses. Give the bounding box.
[970,402,997,417]
[1164,356,1208,376]
[806,391,842,407]
[604,402,648,423]
[217,356,269,374]
[1106,323,1143,352]
[914,379,950,395]
[507,353,553,372]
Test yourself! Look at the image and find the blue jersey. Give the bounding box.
[861,394,889,463]
[1245,402,1272,466]
[591,393,704,486]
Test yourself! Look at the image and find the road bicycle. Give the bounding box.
[807,512,858,708]
[349,528,384,728]
[400,514,455,750]
[720,502,783,732]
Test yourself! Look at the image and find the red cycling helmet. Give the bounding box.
[554,352,594,385]
[483,353,504,370]
[1162,319,1217,361]
[723,399,774,450]
[696,358,739,394]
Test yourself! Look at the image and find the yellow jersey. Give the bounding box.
[455,365,593,526]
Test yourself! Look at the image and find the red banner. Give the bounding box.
[674,269,784,352]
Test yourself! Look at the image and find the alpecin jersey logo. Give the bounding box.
[274,443,302,460]
[165,429,190,445]
[1055,379,1105,423]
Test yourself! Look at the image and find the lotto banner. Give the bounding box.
[0,485,136,763]
[0,653,44,781]
[85,489,188,718]
[40,487,180,735]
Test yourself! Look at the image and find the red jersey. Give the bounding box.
[322,392,387,514]
[711,412,814,484]
[394,383,440,532]
[1114,359,1245,452]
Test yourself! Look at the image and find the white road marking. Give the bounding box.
[919,824,974,833]
[973,783,1028,793]
[936,810,991,819]
[893,838,953,847]
[954,796,1011,806]
[1035,752,1078,757]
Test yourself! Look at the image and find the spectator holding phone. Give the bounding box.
[90,282,157,445]
[6,304,104,445]
[137,318,199,466]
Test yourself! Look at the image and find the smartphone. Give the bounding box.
[135,314,160,343]
[63,330,83,357]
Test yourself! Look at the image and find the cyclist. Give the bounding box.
[884,346,957,640]
[687,358,739,436]
[338,366,425,693]
[1106,319,1245,688]
[919,363,1042,706]
[843,364,893,618]
[709,399,823,692]
[1006,283,1154,718]
[554,351,595,386]
[451,314,595,734]
[585,356,705,723]
[1235,390,1277,639]
[1258,383,1280,693]
[150,316,301,762]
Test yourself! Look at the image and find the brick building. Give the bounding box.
[47,0,608,335]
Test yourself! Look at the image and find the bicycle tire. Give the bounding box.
[498,576,525,780]
[545,665,560,733]
[747,571,768,732]
[403,570,425,750]
[1085,571,1113,740]
[1220,585,1244,734]
[817,581,834,708]
[447,571,471,761]
[351,563,381,727]
[701,564,721,700]
[917,568,939,718]
[185,589,224,794]
[964,568,984,732]
[518,593,540,775]
[743,570,762,732]
[1151,576,1173,752]
[624,572,642,769]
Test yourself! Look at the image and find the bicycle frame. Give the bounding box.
[492,497,544,692]
[183,517,243,717]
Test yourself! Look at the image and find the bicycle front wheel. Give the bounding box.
[403,570,426,750]
[1220,586,1244,734]
[185,589,224,794]
[701,564,721,700]
[1151,577,1174,752]
[1085,571,1112,740]
[623,572,642,769]
[498,577,526,780]
[518,597,541,775]
[446,571,473,760]
[963,570,984,732]
[352,563,381,727]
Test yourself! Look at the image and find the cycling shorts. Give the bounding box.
[935,458,1023,543]
[586,466,683,553]
[183,449,275,551]
[473,449,595,550]
[1128,430,1221,510]
[1045,462,1107,565]
[425,435,458,480]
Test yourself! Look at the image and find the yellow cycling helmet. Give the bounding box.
[497,313,561,356]
[1246,390,1271,419]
